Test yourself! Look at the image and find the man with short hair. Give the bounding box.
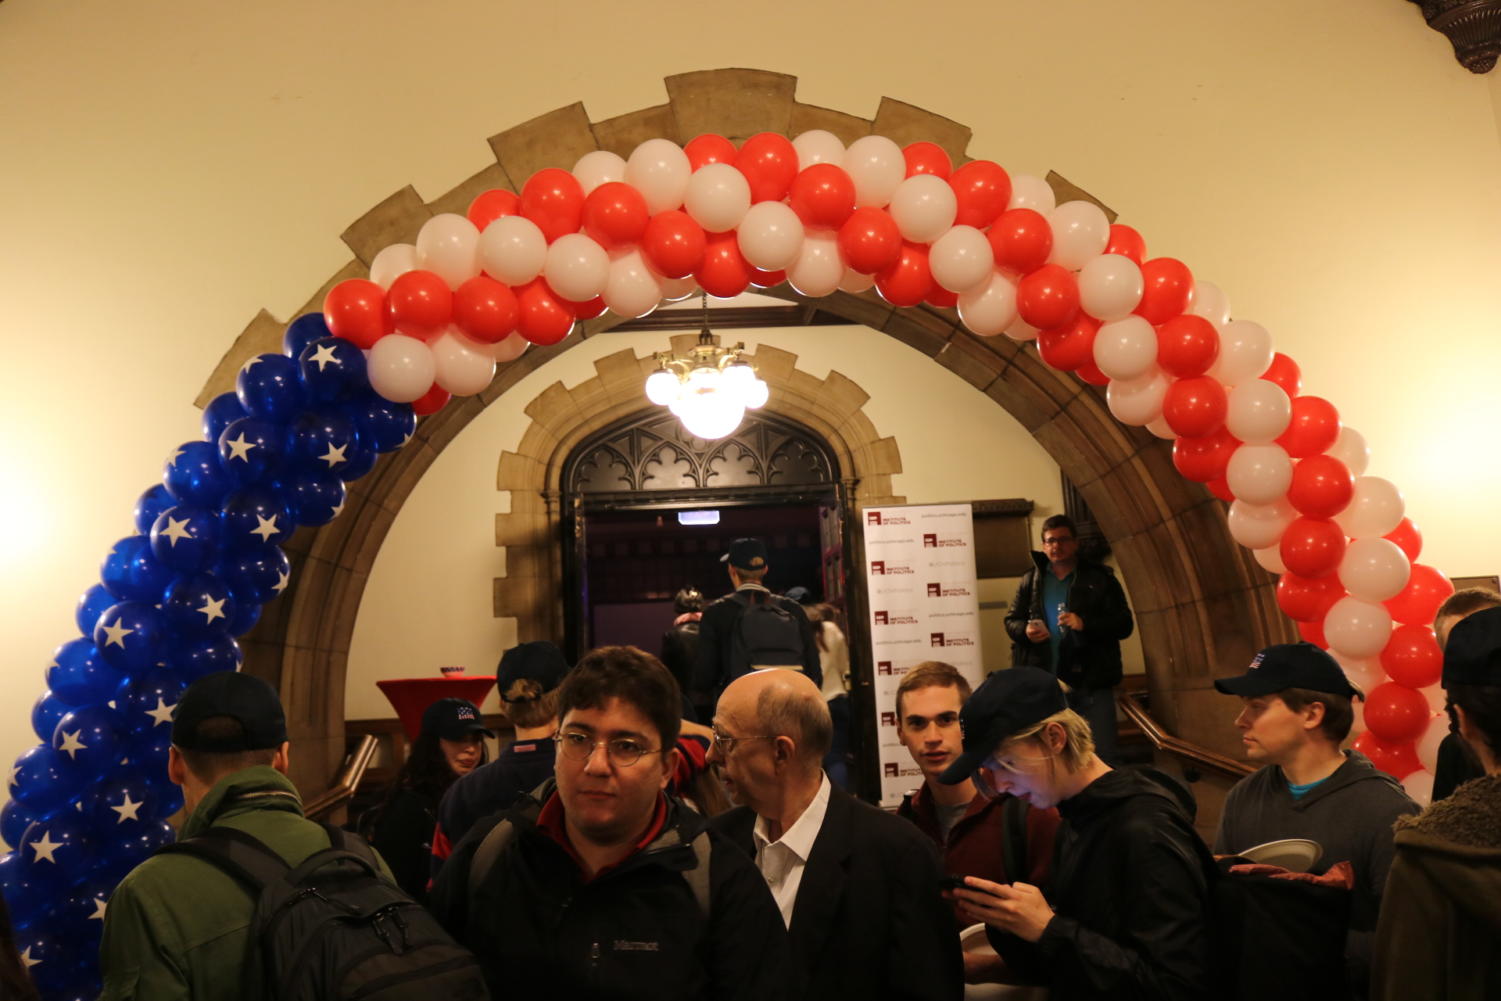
[708,669,962,1001]
[1429,587,1501,801]
[1213,643,1418,993]
[1004,514,1134,763]
[430,646,787,1001]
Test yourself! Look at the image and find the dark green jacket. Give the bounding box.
[98,766,390,1001]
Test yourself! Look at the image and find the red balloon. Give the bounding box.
[1275,396,1341,459]
[519,168,585,243]
[1286,454,1354,520]
[386,270,453,340]
[467,189,520,231]
[323,279,391,350]
[1277,572,1347,623]
[1381,624,1442,690]
[1352,731,1422,779]
[1261,352,1303,398]
[1172,427,1239,483]
[1385,564,1454,626]
[926,286,959,309]
[514,279,574,345]
[948,160,1012,229]
[789,164,857,229]
[1280,517,1348,579]
[1298,618,1327,648]
[1016,264,1079,330]
[1037,316,1100,373]
[695,232,753,298]
[1104,224,1146,264]
[1161,376,1228,438]
[987,209,1053,275]
[903,141,952,179]
[736,133,798,203]
[1076,359,1110,387]
[583,182,650,250]
[642,210,707,279]
[1207,476,1235,502]
[411,382,451,417]
[452,275,519,344]
[874,243,933,308]
[838,207,903,274]
[1156,314,1220,378]
[1384,518,1423,562]
[566,296,607,321]
[749,267,786,288]
[1364,682,1432,743]
[1135,257,1194,325]
[685,133,737,170]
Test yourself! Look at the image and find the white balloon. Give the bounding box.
[838,267,876,294]
[486,333,529,363]
[929,226,994,293]
[843,135,905,208]
[1005,317,1041,343]
[542,233,609,303]
[659,274,699,301]
[1225,379,1292,445]
[1208,319,1274,386]
[792,129,845,170]
[1105,368,1170,426]
[1007,174,1056,214]
[1339,537,1412,603]
[431,329,497,397]
[1093,316,1158,381]
[957,272,1018,337]
[1401,769,1434,808]
[1228,497,1297,550]
[573,150,627,195]
[415,213,482,289]
[1334,476,1405,539]
[889,175,958,243]
[367,334,436,403]
[1190,280,1231,327]
[1335,653,1388,697]
[683,162,751,234]
[1254,546,1288,574]
[603,248,663,318]
[1145,416,1178,441]
[1078,255,1143,322]
[479,216,547,286]
[370,243,418,290]
[625,138,691,214]
[1225,443,1293,505]
[1329,427,1371,478]
[737,201,805,271]
[787,231,844,298]
[1047,201,1110,271]
[1324,597,1394,660]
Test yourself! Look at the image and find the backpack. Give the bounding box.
[159,821,489,1001]
[727,590,805,677]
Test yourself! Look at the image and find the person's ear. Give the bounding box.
[1302,701,1328,732]
[167,745,188,788]
[271,741,291,775]
[772,734,796,767]
[1045,722,1066,754]
[659,744,680,790]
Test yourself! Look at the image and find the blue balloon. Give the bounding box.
[124,726,174,790]
[100,535,173,603]
[219,487,294,551]
[29,691,69,744]
[9,745,79,815]
[85,770,160,834]
[160,572,236,638]
[224,595,261,637]
[163,440,234,507]
[283,313,333,360]
[46,639,124,708]
[201,390,247,444]
[132,484,176,536]
[89,818,174,887]
[0,799,41,851]
[51,874,114,949]
[281,470,346,527]
[148,504,222,573]
[287,409,359,475]
[172,631,244,680]
[298,336,368,403]
[347,392,416,453]
[335,436,377,482]
[13,923,70,992]
[73,583,116,638]
[218,416,288,486]
[52,704,122,784]
[92,601,167,673]
[221,545,290,604]
[18,812,95,885]
[112,669,187,739]
[236,353,306,423]
[0,851,51,929]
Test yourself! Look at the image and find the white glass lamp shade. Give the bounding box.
[744,378,769,409]
[645,368,680,406]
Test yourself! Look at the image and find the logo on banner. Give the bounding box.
[926,582,973,598]
[884,762,900,778]
[877,660,892,675]
[869,560,913,575]
[880,711,897,728]
[873,610,888,625]
[923,533,968,548]
[875,611,919,626]
[930,632,977,648]
[867,511,911,526]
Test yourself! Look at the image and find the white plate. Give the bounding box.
[1238,837,1322,872]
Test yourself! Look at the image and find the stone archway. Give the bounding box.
[205,69,1290,794]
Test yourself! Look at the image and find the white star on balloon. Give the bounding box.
[330,499,346,519]
[100,618,135,648]
[224,432,257,462]
[18,946,38,970]
[110,792,145,823]
[318,443,348,468]
[90,896,109,921]
[399,432,413,448]
[273,570,291,593]
[57,729,87,760]
[158,515,194,547]
[197,596,227,624]
[250,514,281,541]
[145,696,176,727]
[29,830,63,864]
[307,343,341,371]
[8,766,19,788]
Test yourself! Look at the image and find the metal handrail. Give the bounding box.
[1117,689,1254,781]
[305,734,379,820]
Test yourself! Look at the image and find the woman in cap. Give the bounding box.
[942,667,1211,1001]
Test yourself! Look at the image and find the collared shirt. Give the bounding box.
[752,772,831,928]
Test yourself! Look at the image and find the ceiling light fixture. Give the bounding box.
[643,295,768,440]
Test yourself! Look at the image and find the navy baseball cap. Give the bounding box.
[496,641,569,702]
[172,671,288,752]
[783,586,813,605]
[1213,643,1361,699]
[1443,607,1501,687]
[938,667,1068,784]
[721,538,768,571]
[421,697,492,741]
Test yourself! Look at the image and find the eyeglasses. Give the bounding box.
[1041,535,1076,547]
[971,743,1054,799]
[554,730,661,767]
[710,728,775,756]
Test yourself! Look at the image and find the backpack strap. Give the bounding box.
[683,830,712,918]
[999,795,1030,884]
[157,825,295,892]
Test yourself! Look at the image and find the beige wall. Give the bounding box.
[3,0,1499,788]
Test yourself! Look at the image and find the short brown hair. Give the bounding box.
[501,677,562,730]
[1436,588,1501,630]
[1278,687,1355,744]
[559,646,680,749]
[896,662,972,718]
[178,717,280,784]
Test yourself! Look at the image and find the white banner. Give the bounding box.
[861,504,984,807]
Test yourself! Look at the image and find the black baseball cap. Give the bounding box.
[1213,643,1361,699]
[421,697,492,740]
[496,641,569,702]
[1443,607,1501,687]
[938,667,1068,784]
[172,670,288,752]
[721,538,768,571]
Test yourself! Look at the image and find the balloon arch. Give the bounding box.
[2,130,1454,994]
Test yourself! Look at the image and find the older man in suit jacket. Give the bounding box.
[707,669,962,1001]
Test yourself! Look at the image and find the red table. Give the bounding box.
[376,676,498,741]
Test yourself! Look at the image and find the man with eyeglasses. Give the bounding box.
[707,668,962,1001]
[429,646,788,1001]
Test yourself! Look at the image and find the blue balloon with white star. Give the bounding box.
[221,544,290,604]
[29,690,69,744]
[50,873,114,950]
[112,668,187,739]
[172,630,244,680]
[225,596,262,636]
[92,600,167,672]
[236,353,307,423]
[149,504,223,573]
[283,312,333,359]
[0,850,51,929]
[9,744,78,816]
[124,725,175,795]
[201,390,248,444]
[100,535,174,603]
[18,813,94,887]
[163,439,234,507]
[287,409,359,475]
[280,470,346,527]
[89,818,174,887]
[218,416,288,486]
[85,770,159,834]
[0,799,41,852]
[299,336,368,403]
[74,582,116,638]
[161,572,237,638]
[132,483,177,536]
[52,703,122,783]
[335,436,377,482]
[219,487,294,551]
[347,391,416,453]
[46,638,124,708]
[12,921,69,990]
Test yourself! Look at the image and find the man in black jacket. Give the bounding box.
[1004,515,1134,763]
